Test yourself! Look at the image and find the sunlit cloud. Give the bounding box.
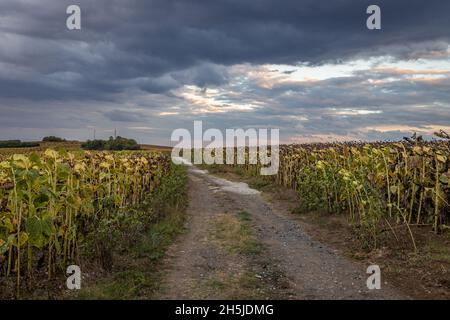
[175,85,261,114]
[159,112,179,116]
[127,126,155,131]
[359,125,450,136]
[331,109,383,116]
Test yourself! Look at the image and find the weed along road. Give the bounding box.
[158,166,405,300]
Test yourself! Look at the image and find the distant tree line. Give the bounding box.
[81,136,140,150]
[42,136,67,142]
[0,140,40,148]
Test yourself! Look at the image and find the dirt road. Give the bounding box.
[158,167,405,300]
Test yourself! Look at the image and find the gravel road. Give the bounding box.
[159,167,406,300]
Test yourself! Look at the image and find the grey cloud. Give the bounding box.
[103,109,148,122]
[172,63,229,88]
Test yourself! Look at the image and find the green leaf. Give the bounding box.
[390,185,398,194]
[3,218,14,233]
[440,173,450,185]
[25,215,51,248]
[29,153,41,165]
[54,238,61,254]
[11,232,28,247]
[0,237,8,254]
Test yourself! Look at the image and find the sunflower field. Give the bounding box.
[0,149,171,294]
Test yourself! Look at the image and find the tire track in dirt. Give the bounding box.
[159,167,406,300]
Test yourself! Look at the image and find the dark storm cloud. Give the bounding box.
[1,0,450,101]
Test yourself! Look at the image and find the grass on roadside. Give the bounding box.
[76,208,186,299]
[206,210,290,299]
[212,211,261,256]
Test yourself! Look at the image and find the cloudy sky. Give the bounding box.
[0,0,449,145]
